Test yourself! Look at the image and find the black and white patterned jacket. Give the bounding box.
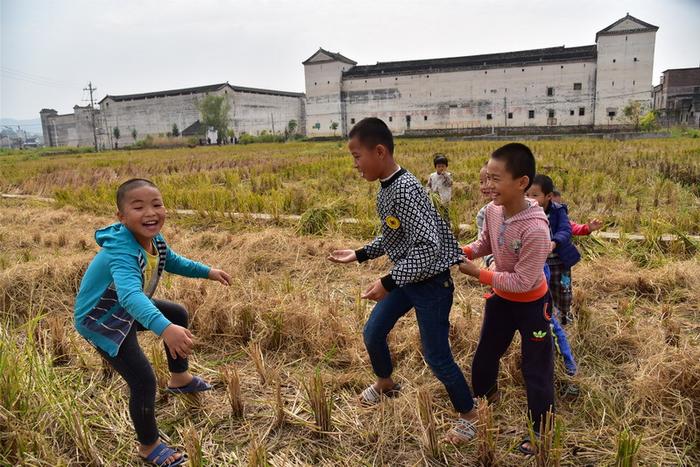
[355,168,462,290]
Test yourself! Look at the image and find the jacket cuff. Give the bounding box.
[150,315,172,336]
[479,269,495,286]
[380,274,397,291]
[355,248,369,263]
[462,245,473,259]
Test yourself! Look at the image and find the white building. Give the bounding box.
[303,14,658,136]
[40,14,658,147]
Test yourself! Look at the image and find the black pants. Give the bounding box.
[96,299,189,445]
[471,293,554,434]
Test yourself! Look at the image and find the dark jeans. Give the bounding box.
[363,270,474,413]
[95,299,189,445]
[471,292,554,434]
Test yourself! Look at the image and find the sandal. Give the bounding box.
[359,383,402,406]
[141,442,187,466]
[444,417,477,444]
[166,375,212,394]
[517,436,537,456]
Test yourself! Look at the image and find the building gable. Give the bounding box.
[596,14,658,40]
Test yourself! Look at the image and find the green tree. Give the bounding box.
[172,123,180,137]
[287,119,297,134]
[330,121,339,136]
[198,95,230,139]
[131,128,138,142]
[623,100,644,131]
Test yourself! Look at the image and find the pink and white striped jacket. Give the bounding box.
[463,199,550,302]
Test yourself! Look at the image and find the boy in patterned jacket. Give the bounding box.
[328,117,478,445]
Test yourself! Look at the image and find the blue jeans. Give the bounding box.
[363,270,474,413]
[550,307,577,376]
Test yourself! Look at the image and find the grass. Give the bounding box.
[1,137,699,235]
[0,136,698,465]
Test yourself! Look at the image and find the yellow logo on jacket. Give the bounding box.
[385,216,401,229]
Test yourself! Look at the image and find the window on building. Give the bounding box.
[608,110,616,118]
[570,110,575,116]
[350,118,355,124]
[547,87,554,96]
[548,109,555,118]
[573,83,582,90]
[633,80,636,85]
[486,114,493,120]
[327,81,330,84]
[424,115,428,121]
[389,116,393,122]
[485,71,488,74]
[579,107,585,116]
[522,68,525,72]
[508,112,513,119]
[612,81,615,86]
[561,65,564,69]
[613,59,616,63]
[634,57,638,62]
[426,75,429,78]
[528,110,535,119]
[314,82,317,86]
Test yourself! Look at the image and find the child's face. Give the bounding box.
[348,136,387,181]
[526,184,552,209]
[552,193,562,204]
[117,186,166,245]
[435,163,447,174]
[485,157,530,206]
[479,166,491,200]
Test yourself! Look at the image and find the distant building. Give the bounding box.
[40,14,661,146]
[303,14,659,136]
[653,67,700,128]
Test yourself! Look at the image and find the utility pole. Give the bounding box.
[503,97,508,135]
[84,81,99,151]
[271,113,275,134]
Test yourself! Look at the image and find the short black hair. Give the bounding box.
[532,174,554,195]
[348,117,394,154]
[116,178,158,211]
[490,143,536,190]
[433,153,448,167]
[552,189,562,197]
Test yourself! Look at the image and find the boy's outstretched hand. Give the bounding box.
[458,259,480,278]
[161,324,194,359]
[327,249,357,264]
[587,218,603,232]
[208,268,232,286]
[362,278,388,301]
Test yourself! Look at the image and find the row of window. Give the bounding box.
[349,107,590,125]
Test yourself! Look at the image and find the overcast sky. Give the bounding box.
[2,0,699,124]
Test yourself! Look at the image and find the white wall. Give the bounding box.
[594,29,656,126]
[341,60,597,135]
[304,56,352,136]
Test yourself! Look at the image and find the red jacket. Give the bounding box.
[571,221,590,236]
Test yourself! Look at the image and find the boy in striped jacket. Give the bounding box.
[459,143,554,456]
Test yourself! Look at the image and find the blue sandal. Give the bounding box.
[166,375,212,394]
[141,442,187,466]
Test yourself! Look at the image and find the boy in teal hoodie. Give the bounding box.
[74,178,231,467]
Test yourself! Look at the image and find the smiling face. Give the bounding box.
[117,185,166,249]
[526,183,552,210]
[348,136,387,181]
[479,165,491,200]
[485,157,530,206]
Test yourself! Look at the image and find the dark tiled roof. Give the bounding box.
[342,45,596,79]
[596,14,658,40]
[99,82,303,104]
[303,48,357,65]
[181,120,204,136]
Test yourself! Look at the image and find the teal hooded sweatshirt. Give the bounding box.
[74,223,210,357]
